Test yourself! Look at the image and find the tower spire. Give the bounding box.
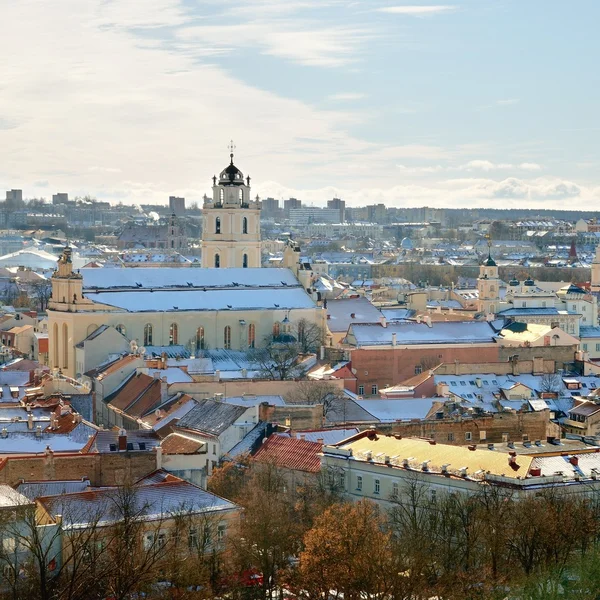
[228,139,236,164]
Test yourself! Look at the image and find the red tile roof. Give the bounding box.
[107,372,161,417]
[253,435,322,473]
[161,433,205,455]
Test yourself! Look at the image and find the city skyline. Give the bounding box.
[2,0,599,209]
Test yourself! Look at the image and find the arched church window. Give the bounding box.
[273,322,280,338]
[62,323,69,369]
[169,323,178,345]
[243,254,248,268]
[224,326,231,349]
[248,324,256,348]
[53,323,58,367]
[219,189,224,202]
[144,323,153,346]
[215,254,220,268]
[239,189,244,202]
[215,217,221,234]
[242,217,248,234]
[116,324,126,337]
[196,327,205,351]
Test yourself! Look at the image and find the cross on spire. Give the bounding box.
[228,139,236,163]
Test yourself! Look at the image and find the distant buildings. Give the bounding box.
[168,195,185,216]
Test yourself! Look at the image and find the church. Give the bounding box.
[48,152,325,378]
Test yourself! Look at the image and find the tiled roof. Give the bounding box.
[106,372,161,417]
[253,435,322,473]
[161,433,205,455]
[176,399,249,437]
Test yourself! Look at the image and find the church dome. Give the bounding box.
[484,256,497,267]
[524,277,535,287]
[219,153,244,186]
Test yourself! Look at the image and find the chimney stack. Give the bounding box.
[160,376,168,403]
[391,332,397,347]
[27,413,34,430]
[379,316,387,328]
[118,429,127,451]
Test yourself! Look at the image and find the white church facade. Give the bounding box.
[48,153,325,378]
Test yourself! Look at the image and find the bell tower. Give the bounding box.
[201,143,261,268]
[592,245,600,294]
[477,237,500,315]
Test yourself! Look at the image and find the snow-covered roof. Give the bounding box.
[349,321,497,347]
[354,398,437,422]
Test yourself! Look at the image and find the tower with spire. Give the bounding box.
[477,236,500,315]
[201,142,262,268]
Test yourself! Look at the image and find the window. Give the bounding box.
[430,489,437,503]
[116,324,126,336]
[479,430,487,441]
[224,326,231,349]
[219,189,224,202]
[196,327,205,351]
[248,323,256,348]
[239,189,244,203]
[144,323,153,346]
[596,343,600,352]
[583,343,588,351]
[358,385,364,395]
[339,471,346,489]
[53,323,58,366]
[392,482,399,498]
[371,384,378,395]
[465,432,472,441]
[447,432,454,442]
[542,301,546,308]
[242,216,248,234]
[215,217,221,234]
[356,475,363,491]
[2,537,15,553]
[273,322,280,338]
[217,524,226,542]
[214,254,220,268]
[374,479,380,494]
[414,365,423,375]
[243,253,248,268]
[157,532,167,549]
[62,323,69,369]
[188,528,198,551]
[169,323,178,345]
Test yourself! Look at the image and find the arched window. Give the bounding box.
[248,324,256,349]
[116,324,127,337]
[239,189,244,202]
[242,217,248,234]
[196,327,205,351]
[169,323,178,345]
[219,189,224,202]
[214,254,220,268]
[144,323,153,346]
[224,326,231,349]
[273,322,280,338]
[215,217,221,234]
[53,323,58,367]
[62,323,69,369]
[243,254,248,268]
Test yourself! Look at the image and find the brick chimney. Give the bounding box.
[118,429,127,451]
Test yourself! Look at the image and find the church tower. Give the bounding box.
[592,245,600,293]
[477,238,500,315]
[201,145,261,268]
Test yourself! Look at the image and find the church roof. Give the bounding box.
[219,153,245,186]
[79,267,317,313]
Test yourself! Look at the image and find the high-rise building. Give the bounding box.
[284,197,302,217]
[327,197,345,223]
[261,197,280,219]
[5,189,22,204]
[367,203,387,224]
[169,196,186,216]
[52,193,69,205]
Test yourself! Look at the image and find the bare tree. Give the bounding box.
[252,336,302,381]
[285,380,344,419]
[29,280,52,312]
[294,319,324,354]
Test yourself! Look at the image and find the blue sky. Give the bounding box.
[1,0,599,208]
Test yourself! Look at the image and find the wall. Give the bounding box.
[350,345,501,393]
[258,403,324,430]
[0,451,157,487]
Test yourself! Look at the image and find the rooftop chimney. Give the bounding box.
[570,456,579,466]
[27,413,34,430]
[160,376,168,403]
[35,425,42,438]
[391,332,397,347]
[118,429,127,451]
[379,316,387,328]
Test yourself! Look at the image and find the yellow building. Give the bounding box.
[48,154,325,378]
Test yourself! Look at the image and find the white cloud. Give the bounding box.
[327,92,367,101]
[377,5,456,15]
[497,98,519,105]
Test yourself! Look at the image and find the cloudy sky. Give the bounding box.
[1,0,599,209]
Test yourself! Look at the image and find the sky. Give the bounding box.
[1,0,600,209]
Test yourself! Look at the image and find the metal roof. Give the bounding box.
[253,435,322,473]
[176,399,249,437]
